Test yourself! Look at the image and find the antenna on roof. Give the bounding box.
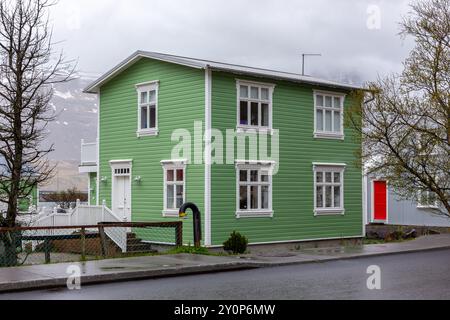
[301,53,322,76]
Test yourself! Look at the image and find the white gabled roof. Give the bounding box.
[84,50,363,93]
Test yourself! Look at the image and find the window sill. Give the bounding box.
[162,210,180,218]
[314,132,344,140]
[417,205,439,210]
[314,209,345,216]
[236,210,274,219]
[137,129,159,137]
[237,126,274,135]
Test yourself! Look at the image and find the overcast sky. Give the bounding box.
[49,0,415,85]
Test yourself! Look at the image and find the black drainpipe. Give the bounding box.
[179,203,202,248]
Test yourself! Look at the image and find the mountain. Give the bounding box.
[39,77,98,192]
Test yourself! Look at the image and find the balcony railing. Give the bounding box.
[80,139,97,167]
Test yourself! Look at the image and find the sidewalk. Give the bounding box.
[1,234,450,293]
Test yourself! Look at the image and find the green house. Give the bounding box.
[79,51,364,246]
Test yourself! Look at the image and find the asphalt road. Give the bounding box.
[1,249,450,300]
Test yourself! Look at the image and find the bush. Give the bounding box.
[223,231,248,254]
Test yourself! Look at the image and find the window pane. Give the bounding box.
[316,110,323,131]
[250,186,258,209]
[240,186,248,210]
[325,172,332,183]
[240,170,248,182]
[316,172,323,183]
[176,185,184,208]
[251,102,259,126]
[334,97,341,108]
[176,169,184,182]
[240,101,248,125]
[251,87,259,99]
[149,90,156,103]
[261,186,269,209]
[261,88,269,100]
[316,186,323,208]
[325,110,332,131]
[140,106,148,129]
[334,186,341,208]
[325,96,332,108]
[325,186,332,207]
[261,173,269,182]
[166,185,174,209]
[166,170,174,182]
[250,170,258,182]
[333,111,341,133]
[316,95,324,107]
[261,103,269,127]
[140,91,148,104]
[420,191,428,205]
[334,172,341,183]
[149,105,156,128]
[428,192,437,205]
[240,85,248,98]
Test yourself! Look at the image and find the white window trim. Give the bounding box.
[313,163,346,216]
[313,90,346,140]
[417,190,439,209]
[235,160,274,218]
[161,160,187,217]
[136,81,159,137]
[236,80,275,133]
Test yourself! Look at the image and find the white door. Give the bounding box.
[113,175,131,222]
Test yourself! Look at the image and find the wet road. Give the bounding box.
[1,249,450,300]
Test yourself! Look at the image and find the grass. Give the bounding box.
[167,245,211,255]
[363,237,415,245]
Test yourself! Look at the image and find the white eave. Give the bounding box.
[83,50,363,94]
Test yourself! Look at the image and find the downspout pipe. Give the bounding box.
[179,202,202,248]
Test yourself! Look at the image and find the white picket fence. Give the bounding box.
[28,200,127,252]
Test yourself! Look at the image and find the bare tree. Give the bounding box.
[0,0,75,265]
[347,0,450,215]
[41,187,88,209]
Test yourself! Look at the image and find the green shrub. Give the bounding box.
[223,231,248,254]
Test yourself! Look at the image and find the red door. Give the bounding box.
[373,181,387,222]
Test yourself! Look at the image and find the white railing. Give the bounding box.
[103,206,127,253]
[80,139,97,166]
[29,200,127,252]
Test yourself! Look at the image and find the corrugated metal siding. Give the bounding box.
[98,58,205,243]
[210,71,363,245]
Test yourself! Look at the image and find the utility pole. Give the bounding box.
[301,53,322,76]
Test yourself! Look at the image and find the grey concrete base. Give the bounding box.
[1,234,450,293]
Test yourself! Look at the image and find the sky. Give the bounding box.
[49,0,415,85]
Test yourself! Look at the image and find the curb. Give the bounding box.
[245,245,450,268]
[0,262,258,293]
[1,245,450,293]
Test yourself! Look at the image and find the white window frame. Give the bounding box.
[136,81,159,137]
[161,160,187,217]
[417,190,439,209]
[313,163,346,216]
[236,80,275,133]
[313,90,345,140]
[235,160,275,218]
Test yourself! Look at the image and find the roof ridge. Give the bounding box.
[139,50,310,78]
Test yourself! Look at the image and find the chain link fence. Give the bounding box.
[0,222,183,267]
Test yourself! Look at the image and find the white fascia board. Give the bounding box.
[84,51,205,94]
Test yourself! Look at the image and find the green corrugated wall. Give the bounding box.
[98,58,205,244]
[210,71,363,245]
